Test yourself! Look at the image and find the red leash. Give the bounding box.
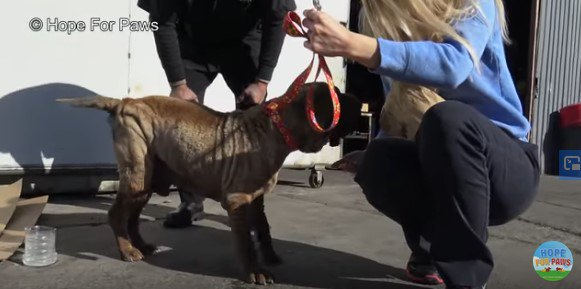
[264,11,341,150]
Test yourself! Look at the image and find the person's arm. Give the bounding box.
[256,0,297,83]
[350,0,496,89]
[150,10,186,85]
[237,0,296,108]
[139,0,197,101]
[304,0,496,90]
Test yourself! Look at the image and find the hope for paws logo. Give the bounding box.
[533,241,574,281]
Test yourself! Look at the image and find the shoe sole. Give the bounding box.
[405,268,444,285]
[163,209,205,228]
[191,211,205,222]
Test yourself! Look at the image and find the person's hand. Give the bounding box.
[238,81,268,109]
[302,9,354,57]
[170,84,199,103]
[302,9,380,69]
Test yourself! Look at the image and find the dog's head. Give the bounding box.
[281,82,362,153]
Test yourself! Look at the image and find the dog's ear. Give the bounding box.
[286,82,361,153]
[308,83,362,147]
[329,89,362,147]
[310,82,337,128]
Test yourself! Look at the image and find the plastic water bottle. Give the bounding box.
[23,226,57,267]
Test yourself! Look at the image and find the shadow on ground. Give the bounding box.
[55,220,418,289]
[41,194,421,289]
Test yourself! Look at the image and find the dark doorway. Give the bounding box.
[345,0,538,112]
[504,0,535,117]
[344,0,538,134]
[342,1,385,155]
[345,1,384,111]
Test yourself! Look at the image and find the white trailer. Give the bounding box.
[0,0,351,193]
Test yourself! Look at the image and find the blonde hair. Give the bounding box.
[359,0,509,65]
[358,0,510,140]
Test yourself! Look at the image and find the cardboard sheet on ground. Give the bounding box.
[0,195,49,261]
[0,179,22,235]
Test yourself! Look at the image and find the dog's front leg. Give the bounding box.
[226,193,274,285]
[250,195,282,266]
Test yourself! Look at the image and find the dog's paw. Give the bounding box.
[135,243,159,256]
[120,246,144,262]
[245,269,274,285]
[262,250,283,266]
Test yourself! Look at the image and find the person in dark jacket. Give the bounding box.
[137,0,296,228]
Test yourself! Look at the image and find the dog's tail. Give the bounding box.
[56,96,121,113]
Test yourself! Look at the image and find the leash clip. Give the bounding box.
[313,0,322,11]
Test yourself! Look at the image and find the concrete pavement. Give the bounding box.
[0,170,579,289]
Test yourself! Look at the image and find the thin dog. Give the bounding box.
[59,82,361,285]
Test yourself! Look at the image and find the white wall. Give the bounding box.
[0,0,350,173]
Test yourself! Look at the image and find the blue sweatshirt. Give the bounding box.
[371,0,530,141]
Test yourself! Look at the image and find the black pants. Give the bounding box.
[183,43,260,106]
[355,101,540,287]
[179,42,260,205]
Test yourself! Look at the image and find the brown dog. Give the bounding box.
[379,83,444,140]
[59,82,361,284]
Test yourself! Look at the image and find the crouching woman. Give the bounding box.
[302,0,540,287]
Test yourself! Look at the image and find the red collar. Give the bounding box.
[265,11,342,151]
[263,100,299,151]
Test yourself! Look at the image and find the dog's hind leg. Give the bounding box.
[108,127,153,262]
[127,190,158,256]
[109,166,149,262]
[250,195,282,267]
[110,163,153,262]
[126,154,158,257]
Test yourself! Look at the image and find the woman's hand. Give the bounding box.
[301,9,353,57]
[302,9,381,70]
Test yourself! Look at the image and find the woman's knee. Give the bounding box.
[419,101,471,135]
[416,101,483,148]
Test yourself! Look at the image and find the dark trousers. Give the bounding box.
[183,44,260,106]
[355,101,540,287]
[178,44,260,204]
